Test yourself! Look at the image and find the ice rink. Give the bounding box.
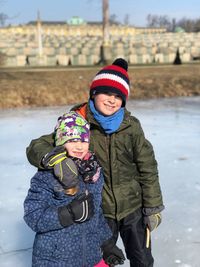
[0,97,200,267]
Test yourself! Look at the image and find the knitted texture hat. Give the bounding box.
[90,58,130,104]
[55,111,90,146]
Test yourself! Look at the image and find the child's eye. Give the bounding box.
[107,93,121,98]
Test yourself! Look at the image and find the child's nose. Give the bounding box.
[108,95,115,102]
[75,142,83,149]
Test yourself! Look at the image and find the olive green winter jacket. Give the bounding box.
[26,102,163,221]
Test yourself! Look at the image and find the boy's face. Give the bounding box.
[94,93,123,116]
[64,141,89,159]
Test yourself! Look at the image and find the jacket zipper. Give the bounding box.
[82,183,88,267]
[82,224,86,267]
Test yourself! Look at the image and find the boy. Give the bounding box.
[24,111,124,267]
[27,58,164,267]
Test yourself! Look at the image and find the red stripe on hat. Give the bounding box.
[103,65,129,78]
[90,79,129,97]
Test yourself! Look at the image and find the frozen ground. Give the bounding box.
[0,97,200,267]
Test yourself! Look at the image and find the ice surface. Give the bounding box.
[0,97,200,267]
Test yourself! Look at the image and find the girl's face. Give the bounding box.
[64,141,89,159]
[94,93,123,116]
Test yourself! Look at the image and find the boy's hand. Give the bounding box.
[144,213,162,232]
[42,146,66,168]
[54,158,79,189]
[102,243,125,266]
[42,146,79,189]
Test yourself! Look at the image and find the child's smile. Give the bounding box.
[64,141,89,159]
[94,93,122,116]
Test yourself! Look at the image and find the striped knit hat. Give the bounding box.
[90,58,130,105]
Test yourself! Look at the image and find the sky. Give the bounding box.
[1,0,200,27]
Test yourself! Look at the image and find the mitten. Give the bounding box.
[143,213,162,232]
[58,193,94,227]
[102,241,125,267]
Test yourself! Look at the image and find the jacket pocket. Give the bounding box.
[33,233,60,258]
[121,178,142,204]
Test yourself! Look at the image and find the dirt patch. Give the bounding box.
[0,64,200,109]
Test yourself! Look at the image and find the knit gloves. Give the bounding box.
[58,192,94,227]
[42,146,79,190]
[101,239,125,267]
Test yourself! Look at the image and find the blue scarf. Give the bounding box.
[89,100,124,134]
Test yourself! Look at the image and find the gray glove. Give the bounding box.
[42,146,66,169]
[54,157,79,189]
[42,146,79,190]
[143,205,164,232]
[143,213,162,232]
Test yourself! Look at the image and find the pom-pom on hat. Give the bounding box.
[55,111,90,146]
[90,58,130,105]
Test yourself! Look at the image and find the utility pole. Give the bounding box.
[103,0,109,46]
[37,10,43,57]
[101,0,111,64]
[36,10,46,66]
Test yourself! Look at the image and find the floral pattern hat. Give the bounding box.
[55,111,90,146]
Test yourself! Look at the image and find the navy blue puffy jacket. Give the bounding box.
[24,170,112,267]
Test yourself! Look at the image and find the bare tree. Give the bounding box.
[146,14,159,27]
[0,0,20,26]
[146,13,200,32]
[123,14,130,25]
[146,14,172,31]
[109,14,118,24]
[194,18,200,32]
[0,0,8,26]
[171,18,176,32]
[0,12,8,26]
[177,17,195,32]
[159,15,171,29]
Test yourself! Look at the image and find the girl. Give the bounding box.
[24,111,122,267]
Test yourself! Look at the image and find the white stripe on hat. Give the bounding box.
[93,73,130,94]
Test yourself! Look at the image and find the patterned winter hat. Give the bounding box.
[55,111,90,146]
[90,58,130,104]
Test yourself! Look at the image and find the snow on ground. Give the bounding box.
[0,97,200,267]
